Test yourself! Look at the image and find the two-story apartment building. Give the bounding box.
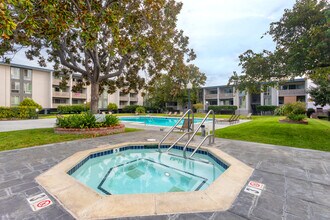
[0,63,144,109]
[203,79,329,114]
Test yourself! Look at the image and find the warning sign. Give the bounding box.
[244,186,262,196]
[248,181,265,190]
[27,193,53,211]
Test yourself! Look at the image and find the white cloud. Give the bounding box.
[177,0,296,86]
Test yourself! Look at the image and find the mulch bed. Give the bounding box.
[279,119,308,125]
[54,124,125,135]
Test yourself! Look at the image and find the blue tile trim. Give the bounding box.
[68,144,228,176]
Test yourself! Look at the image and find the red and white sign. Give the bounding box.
[248,181,265,190]
[32,199,53,211]
[27,193,53,211]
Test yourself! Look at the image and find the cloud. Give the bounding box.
[177,0,296,86]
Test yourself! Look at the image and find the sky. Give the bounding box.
[177,0,296,86]
[10,0,296,87]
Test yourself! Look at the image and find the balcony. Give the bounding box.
[120,96,129,101]
[52,79,61,85]
[72,92,87,99]
[130,96,138,102]
[219,93,234,99]
[279,89,306,96]
[52,103,68,108]
[205,94,217,99]
[53,91,70,98]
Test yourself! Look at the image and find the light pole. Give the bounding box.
[187,81,193,132]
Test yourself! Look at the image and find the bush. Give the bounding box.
[0,106,38,119]
[256,105,277,112]
[307,108,315,118]
[122,105,139,113]
[103,115,119,126]
[57,104,89,114]
[287,114,306,121]
[135,106,145,113]
[283,102,306,115]
[193,103,203,110]
[208,105,237,114]
[107,103,118,112]
[19,98,42,110]
[274,106,286,116]
[145,106,162,113]
[56,112,120,128]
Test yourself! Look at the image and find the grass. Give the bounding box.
[215,116,330,152]
[0,127,141,152]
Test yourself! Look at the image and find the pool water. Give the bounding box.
[70,147,227,195]
[119,116,207,127]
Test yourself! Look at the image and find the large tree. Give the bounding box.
[146,64,206,110]
[1,0,196,113]
[229,0,330,97]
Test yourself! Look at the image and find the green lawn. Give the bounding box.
[0,127,141,152]
[215,116,330,151]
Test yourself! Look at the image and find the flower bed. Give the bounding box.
[279,119,308,125]
[54,124,125,135]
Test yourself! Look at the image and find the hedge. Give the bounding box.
[122,105,139,113]
[57,104,89,113]
[0,106,39,119]
[256,105,277,112]
[208,105,237,114]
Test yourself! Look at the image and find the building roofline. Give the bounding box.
[0,62,53,72]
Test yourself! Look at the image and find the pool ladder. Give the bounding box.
[158,109,215,158]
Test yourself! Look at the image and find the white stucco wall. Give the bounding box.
[32,70,52,108]
[0,65,11,107]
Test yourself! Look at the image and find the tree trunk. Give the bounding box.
[90,82,99,114]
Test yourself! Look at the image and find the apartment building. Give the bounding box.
[0,63,144,109]
[203,79,329,114]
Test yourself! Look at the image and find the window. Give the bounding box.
[24,83,32,94]
[11,96,20,106]
[53,98,67,104]
[264,87,271,96]
[219,99,233,105]
[223,88,233,93]
[209,90,217,94]
[10,68,20,79]
[239,96,246,108]
[120,92,126,96]
[264,97,272,105]
[23,70,32,80]
[11,82,20,93]
[209,100,217,105]
[279,97,284,105]
[297,96,305,102]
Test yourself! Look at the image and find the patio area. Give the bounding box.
[0,130,329,220]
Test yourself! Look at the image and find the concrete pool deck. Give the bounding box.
[0,131,330,219]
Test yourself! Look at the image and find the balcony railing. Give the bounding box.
[53,91,70,98]
[205,94,217,99]
[219,93,234,99]
[120,96,129,101]
[279,89,305,96]
[72,92,87,99]
[52,79,61,85]
[130,96,138,101]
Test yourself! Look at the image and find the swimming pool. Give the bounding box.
[119,116,208,127]
[69,144,228,195]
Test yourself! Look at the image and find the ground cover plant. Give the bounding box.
[215,116,330,151]
[0,128,141,152]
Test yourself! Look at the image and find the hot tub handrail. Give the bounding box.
[158,109,194,152]
[182,110,215,158]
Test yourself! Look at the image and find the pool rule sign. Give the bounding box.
[27,193,53,211]
[244,181,265,196]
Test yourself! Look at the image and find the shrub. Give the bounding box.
[193,103,203,110]
[145,106,161,113]
[287,114,306,121]
[107,103,118,112]
[135,106,145,113]
[122,105,139,113]
[103,115,119,126]
[19,98,42,110]
[208,105,237,114]
[307,108,315,118]
[0,106,38,119]
[56,112,120,128]
[274,106,286,116]
[256,105,277,112]
[57,104,89,114]
[283,102,306,115]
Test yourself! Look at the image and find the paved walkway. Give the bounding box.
[0,119,56,132]
[0,131,330,220]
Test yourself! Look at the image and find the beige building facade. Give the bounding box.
[0,63,144,109]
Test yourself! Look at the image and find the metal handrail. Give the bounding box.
[182,110,215,158]
[166,131,193,152]
[190,134,213,158]
[157,109,194,152]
